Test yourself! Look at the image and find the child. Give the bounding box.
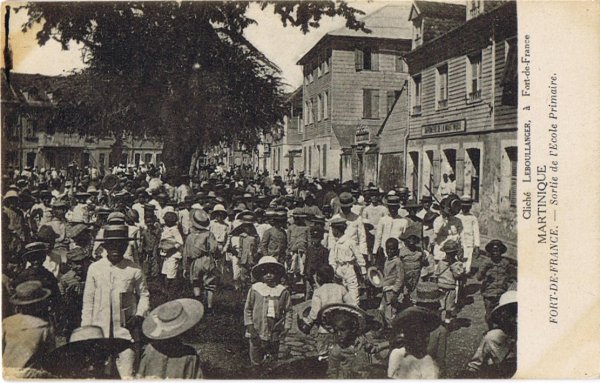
[379,238,405,325]
[388,306,441,379]
[259,209,288,264]
[399,230,429,301]
[435,240,465,324]
[287,212,310,283]
[159,211,184,300]
[59,247,91,337]
[456,196,480,275]
[138,299,205,378]
[244,256,292,366]
[183,209,218,311]
[209,204,230,275]
[321,304,382,379]
[299,265,353,363]
[328,218,366,306]
[226,211,259,293]
[476,239,516,328]
[303,226,329,300]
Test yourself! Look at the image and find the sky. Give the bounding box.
[5,1,408,91]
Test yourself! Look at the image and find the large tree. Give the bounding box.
[19,2,367,173]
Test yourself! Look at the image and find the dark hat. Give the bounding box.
[143,299,204,340]
[292,211,308,219]
[75,191,91,199]
[392,306,440,333]
[420,195,434,203]
[9,281,51,306]
[460,195,474,205]
[237,210,256,223]
[98,224,133,241]
[338,192,354,207]
[191,209,210,229]
[273,208,288,221]
[399,228,421,242]
[51,200,68,209]
[251,256,285,281]
[96,206,113,216]
[39,189,52,198]
[22,242,50,261]
[310,214,326,224]
[441,239,461,253]
[384,195,402,206]
[318,303,368,335]
[404,199,422,209]
[440,195,462,215]
[485,239,508,255]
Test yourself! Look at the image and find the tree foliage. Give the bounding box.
[20,2,367,170]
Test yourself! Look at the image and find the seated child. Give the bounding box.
[320,304,384,379]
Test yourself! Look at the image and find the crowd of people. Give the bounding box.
[2,161,517,378]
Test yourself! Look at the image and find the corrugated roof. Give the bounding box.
[412,1,466,21]
[328,3,413,40]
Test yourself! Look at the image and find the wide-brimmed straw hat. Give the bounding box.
[441,239,461,253]
[392,306,440,333]
[318,303,368,334]
[9,281,51,306]
[367,267,384,288]
[490,290,517,324]
[384,195,402,206]
[191,209,210,229]
[251,256,285,281]
[142,299,204,340]
[42,326,131,372]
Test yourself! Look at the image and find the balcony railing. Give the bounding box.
[468,90,482,101]
[412,105,422,115]
[437,99,448,109]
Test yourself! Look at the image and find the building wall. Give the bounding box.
[405,12,517,248]
[331,38,410,144]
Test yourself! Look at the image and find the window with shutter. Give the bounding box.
[323,91,329,119]
[371,90,379,118]
[363,89,371,118]
[505,146,518,208]
[370,50,379,71]
[395,55,405,72]
[317,94,322,121]
[355,48,364,71]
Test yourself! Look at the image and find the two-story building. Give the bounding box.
[267,87,303,176]
[2,72,163,172]
[403,0,518,247]
[296,4,413,185]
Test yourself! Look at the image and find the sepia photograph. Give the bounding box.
[1,0,520,379]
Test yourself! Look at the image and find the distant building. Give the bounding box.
[1,73,163,172]
[266,87,303,177]
[402,0,517,247]
[296,4,413,185]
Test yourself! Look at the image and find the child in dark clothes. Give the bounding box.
[399,230,429,302]
[304,226,329,300]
